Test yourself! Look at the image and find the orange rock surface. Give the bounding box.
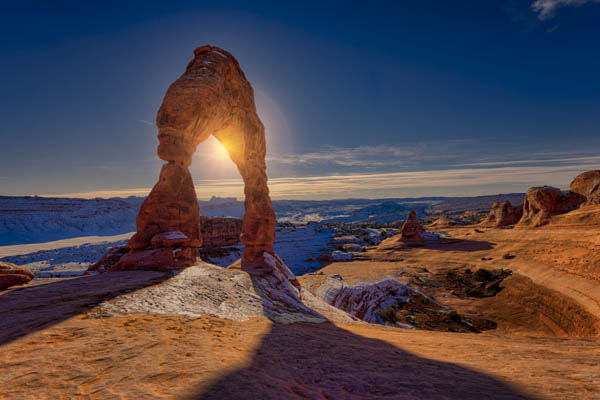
[570,170,600,205]
[401,209,425,239]
[0,261,33,289]
[518,186,584,227]
[481,200,523,227]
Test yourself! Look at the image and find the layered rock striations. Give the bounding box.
[518,186,585,227]
[570,170,600,205]
[94,45,276,274]
[482,201,523,228]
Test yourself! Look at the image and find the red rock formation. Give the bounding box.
[482,201,523,228]
[0,261,34,289]
[96,45,276,274]
[128,163,202,251]
[518,186,585,227]
[401,210,425,240]
[570,170,600,205]
[199,217,242,248]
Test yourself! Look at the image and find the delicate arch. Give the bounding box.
[112,46,276,274]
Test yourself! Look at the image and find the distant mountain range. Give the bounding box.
[0,193,524,245]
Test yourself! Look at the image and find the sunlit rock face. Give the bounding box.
[570,170,600,205]
[518,186,585,227]
[482,201,523,228]
[100,45,276,274]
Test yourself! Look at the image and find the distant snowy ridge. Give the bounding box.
[0,193,523,245]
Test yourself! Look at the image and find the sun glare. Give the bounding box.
[216,140,229,157]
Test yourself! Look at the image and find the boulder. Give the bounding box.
[401,209,425,240]
[482,201,523,227]
[0,261,34,289]
[570,170,600,205]
[518,186,585,227]
[428,215,455,228]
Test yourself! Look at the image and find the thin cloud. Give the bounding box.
[531,0,600,20]
[266,141,471,169]
[137,119,154,126]
[456,155,600,167]
[47,161,600,201]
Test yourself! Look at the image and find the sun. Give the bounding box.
[215,140,229,158]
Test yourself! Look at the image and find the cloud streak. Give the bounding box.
[45,160,599,201]
[531,0,600,20]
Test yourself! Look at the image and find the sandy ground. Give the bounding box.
[2,212,600,399]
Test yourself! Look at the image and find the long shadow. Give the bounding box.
[0,271,170,345]
[194,276,537,400]
[425,238,495,252]
[378,238,495,253]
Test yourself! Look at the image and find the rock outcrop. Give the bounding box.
[199,217,242,247]
[481,201,523,228]
[518,186,585,227]
[313,275,409,324]
[0,261,34,289]
[570,170,600,205]
[401,209,425,240]
[429,215,455,228]
[94,45,276,274]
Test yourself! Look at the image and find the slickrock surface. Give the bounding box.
[309,275,410,324]
[91,262,354,325]
[0,261,33,289]
[570,170,600,205]
[482,200,523,227]
[2,245,600,398]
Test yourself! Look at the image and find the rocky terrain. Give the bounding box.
[2,197,600,398]
[1,43,599,398]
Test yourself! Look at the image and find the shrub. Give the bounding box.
[378,306,397,324]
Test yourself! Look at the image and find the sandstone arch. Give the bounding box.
[111,46,276,275]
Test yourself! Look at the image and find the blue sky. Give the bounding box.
[1,0,599,199]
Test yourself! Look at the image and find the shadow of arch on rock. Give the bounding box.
[191,276,538,400]
[0,271,171,346]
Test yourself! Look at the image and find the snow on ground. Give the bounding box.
[273,223,335,275]
[0,196,433,246]
[203,223,335,275]
[0,233,132,279]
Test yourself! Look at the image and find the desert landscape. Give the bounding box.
[2,2,600,399]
